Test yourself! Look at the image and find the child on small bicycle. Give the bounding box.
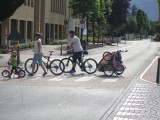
[9,51,19,78]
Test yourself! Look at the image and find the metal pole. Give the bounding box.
[156,57,160,84]
[60,43,62,55]
[17,48,20,66]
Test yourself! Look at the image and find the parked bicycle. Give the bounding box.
[98,50,127,76]
[2,65,26,78]
[24,51,65,75]
[62,51,97,74]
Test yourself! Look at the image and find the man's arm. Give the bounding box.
[68,43,74,50]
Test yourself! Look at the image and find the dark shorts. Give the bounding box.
[73,51,83,63]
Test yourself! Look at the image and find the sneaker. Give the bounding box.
[42,72,47,76]
[69,69,76,73]
[80,65,85,71]
[28,73,34,76]
[81,68,85,71]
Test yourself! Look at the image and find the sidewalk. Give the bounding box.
[141,56,159,84]
[101,57,160,120]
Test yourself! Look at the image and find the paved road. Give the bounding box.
[0,40,159,120]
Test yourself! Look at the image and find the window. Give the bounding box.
[51,0,65,14]
[19,20,25,43]
[10,19,18,45]
[24,0,34,7]
[27,21,32,40]
[45,23,50,44]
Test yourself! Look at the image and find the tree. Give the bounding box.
[136,9,150,39]
[131,4,138,17]
[69,0,97,42]
[0,0,25,22]
[69,0,107,44]
[157,0,160,21]
[126,16,137,34]
[109,0,131,37]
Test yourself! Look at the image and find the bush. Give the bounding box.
[51,39,67,45]
[0,47,10,54]
[18,42,35,49]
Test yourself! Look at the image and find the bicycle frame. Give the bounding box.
[42,51,55,69]
[3,65,23,75]
[67,53,84,68]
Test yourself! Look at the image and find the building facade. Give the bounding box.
[0,0,80,46]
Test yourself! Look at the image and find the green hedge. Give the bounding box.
[19,42,35,49]
[0,48,10,54]
[51,39,67,45]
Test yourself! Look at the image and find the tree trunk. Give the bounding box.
[87,17,89,43]
[92,21,95,44]
[97,26,100,44]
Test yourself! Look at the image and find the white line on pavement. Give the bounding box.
[140,56,158,84]
[48,76,67,81]
[75,76,95,82]
[102,78,118,83]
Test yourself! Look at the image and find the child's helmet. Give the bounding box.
[12,51,17,56]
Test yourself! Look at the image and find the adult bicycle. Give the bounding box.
[62,51,97,74]
[24,51,65,75]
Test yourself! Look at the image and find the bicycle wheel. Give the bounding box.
[61,58,73,73]
[24,58,38,74]
[2,70,10,77]
[83,58,97,74]
[103,52,112,61]
[50,59,65,75]
[18,70,26,78]
[115,64,124,75]
[103,64,114,77]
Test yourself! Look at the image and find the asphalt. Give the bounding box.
[1,41,160,119]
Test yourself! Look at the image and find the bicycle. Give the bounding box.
[2,65,26,78]
[24,51,65,75]
[61,51,97,74]
[98,50,127,76]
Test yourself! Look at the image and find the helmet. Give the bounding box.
[12,51,17,56]
[69,30,75,34]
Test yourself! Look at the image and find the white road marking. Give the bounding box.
[48,76,66,81]
[102,78,118,82]
[75,76,95,82]
[26,74,42,80]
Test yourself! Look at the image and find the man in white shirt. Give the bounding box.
[29,32,47,76]
[68,30,83,73]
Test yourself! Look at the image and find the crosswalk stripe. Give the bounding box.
[75,76,95,82]
[26,74,42,80]
[102,78,118,83]
[28,77,41,80]
[48,76,66,81]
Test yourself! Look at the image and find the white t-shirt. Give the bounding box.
[68,36,83,52]
[34,38,42,54]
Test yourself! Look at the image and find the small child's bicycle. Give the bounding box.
[2,65,26,78]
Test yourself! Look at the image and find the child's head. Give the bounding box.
[11,51,17,57]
